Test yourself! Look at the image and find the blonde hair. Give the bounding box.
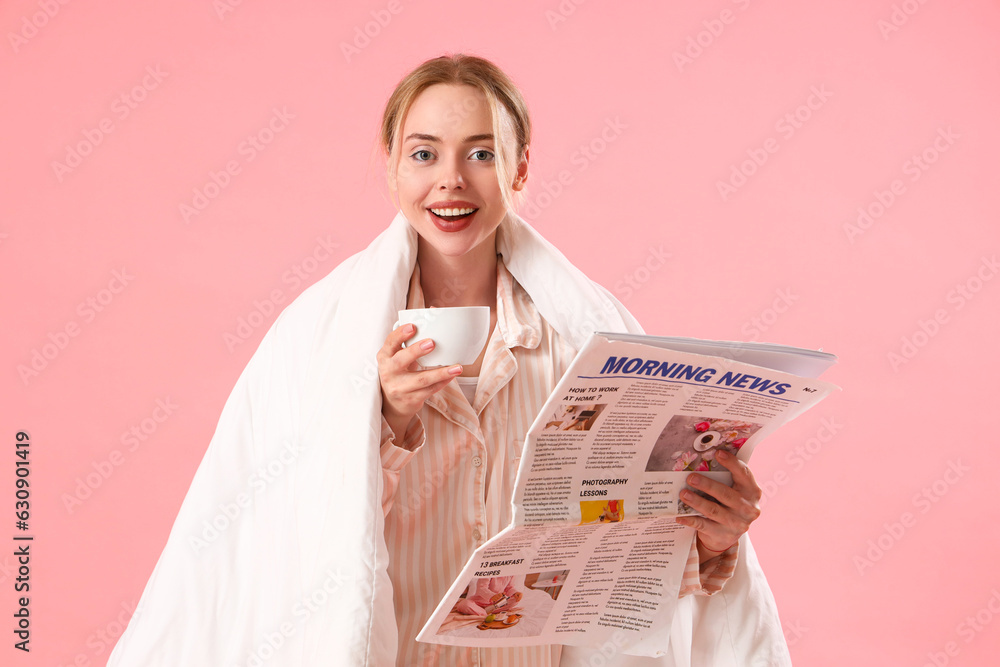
[379,54,531,212]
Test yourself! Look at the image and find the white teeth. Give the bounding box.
[430,207,476,216]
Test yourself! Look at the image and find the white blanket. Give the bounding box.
[107,211,790,666]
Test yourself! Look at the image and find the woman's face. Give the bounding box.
[393,83,526,261]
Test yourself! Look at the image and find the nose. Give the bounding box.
[437,155,465,190]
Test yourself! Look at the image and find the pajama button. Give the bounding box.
[472,456,483,467]
[472,530,482,542]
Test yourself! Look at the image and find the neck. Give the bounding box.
[417,233,498,309]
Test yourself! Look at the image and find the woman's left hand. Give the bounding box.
[675,450,762,558]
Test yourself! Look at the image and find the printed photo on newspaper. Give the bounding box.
[416,332,839,657]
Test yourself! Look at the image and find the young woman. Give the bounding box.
[108,55,787,667]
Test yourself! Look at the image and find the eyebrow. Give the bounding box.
[403,132,494,144]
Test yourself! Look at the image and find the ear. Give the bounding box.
[511,146,530,191]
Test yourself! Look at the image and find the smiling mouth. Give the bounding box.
[430,207,478,221]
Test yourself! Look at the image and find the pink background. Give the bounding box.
[3,1,998,665]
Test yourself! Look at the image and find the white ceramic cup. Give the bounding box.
[395,306,491,368]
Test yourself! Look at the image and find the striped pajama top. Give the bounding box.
[379,255,737,666]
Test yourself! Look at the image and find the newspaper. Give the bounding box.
[416,332,838,656]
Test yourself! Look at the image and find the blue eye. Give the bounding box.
[471,150,494,161]
[410,150,434,161]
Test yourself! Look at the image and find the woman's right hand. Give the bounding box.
[377,323,463,442]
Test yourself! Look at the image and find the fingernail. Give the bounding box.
[420,340,433,350]
[717,451,730,460]
[688,475,700,486]
[449,365,463,374]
